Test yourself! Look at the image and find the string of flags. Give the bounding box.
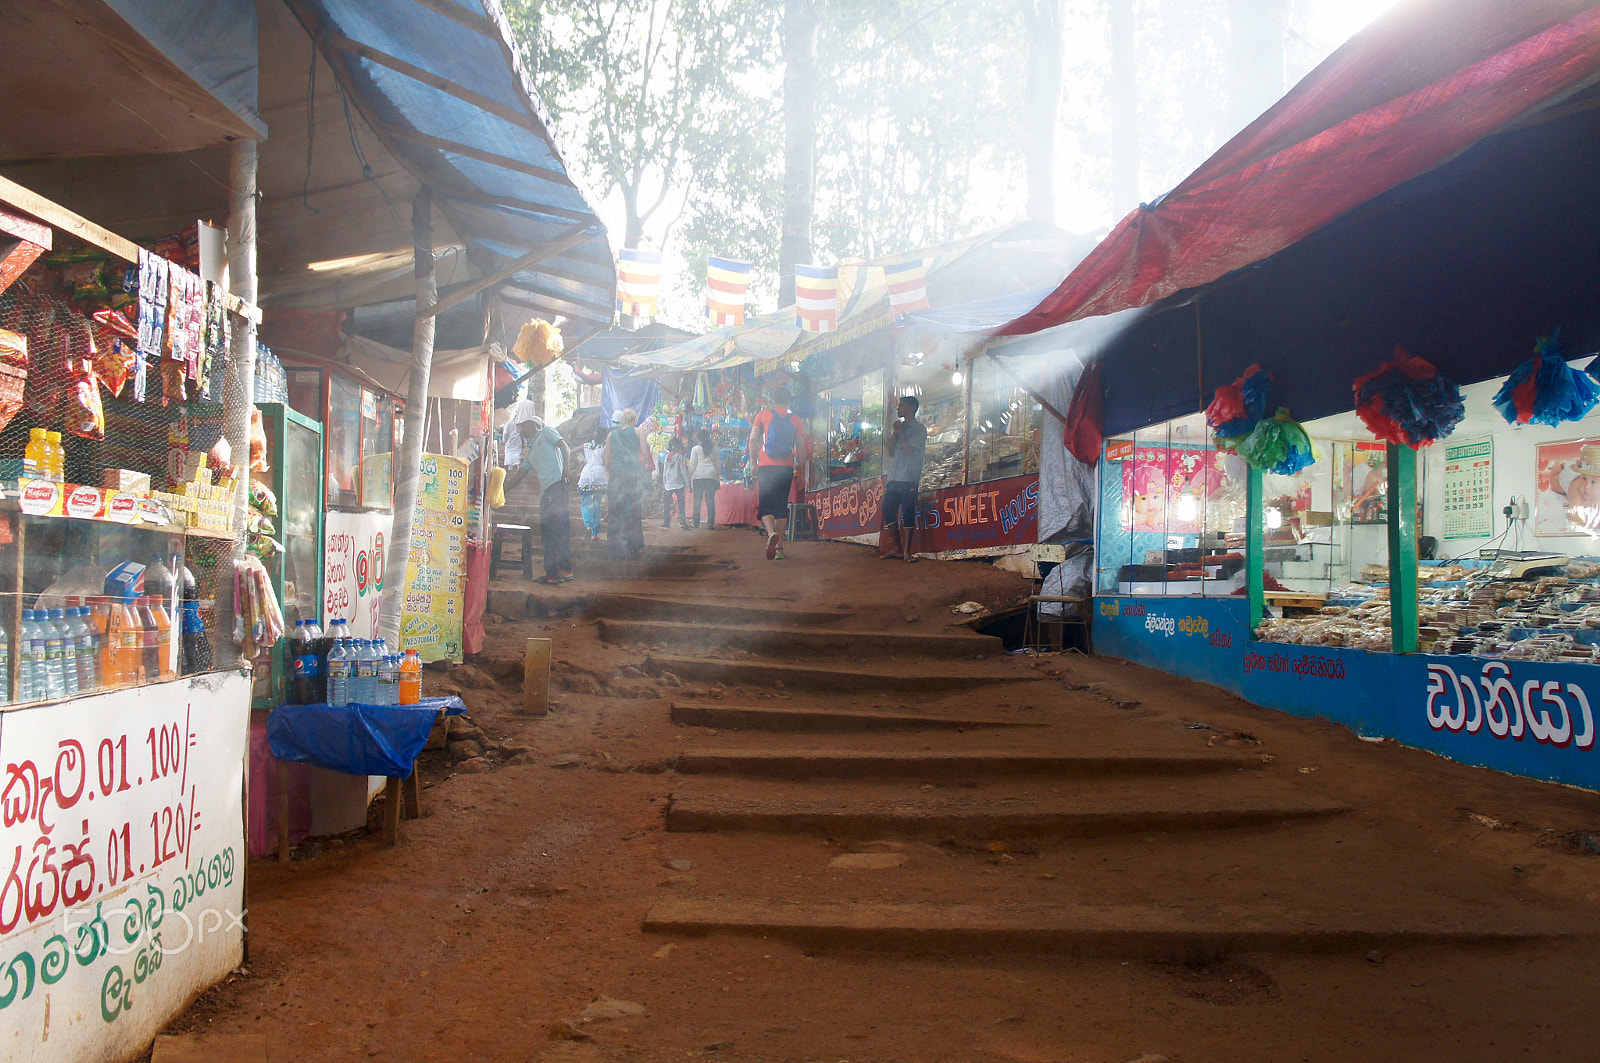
[613,251,931,332]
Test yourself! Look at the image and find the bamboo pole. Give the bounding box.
[523,637,551,716]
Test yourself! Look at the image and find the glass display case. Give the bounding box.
[967,354,1043,484]
[1098,414,1423,597]
[254,402,324,708]
[813,371,886,486]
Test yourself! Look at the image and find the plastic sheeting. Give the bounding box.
[268,696,466,778]
[601,369,661,428]
[289,0,615,339]
[1002,0,1600,336]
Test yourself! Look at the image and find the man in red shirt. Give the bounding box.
[747,388,811,560]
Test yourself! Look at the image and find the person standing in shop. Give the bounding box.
[747,388,810,561]
[687,428,722,529]
[507,414,573,584]
[879,394,927,562]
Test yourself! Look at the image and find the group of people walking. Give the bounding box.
[499,384,927,581]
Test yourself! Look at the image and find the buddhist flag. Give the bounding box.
[616,248,663,320]
[794,263,838,333]
[885,258,930,313]
[706,256,752,326]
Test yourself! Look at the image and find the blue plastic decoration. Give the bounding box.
[1351,347,1465,448]
[1205,364,1272,449]
[1491,330,1600,427]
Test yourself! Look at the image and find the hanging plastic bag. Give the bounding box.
[1205,364,1272,448]
[1235,408,1316,475]
[1492,330,1600,427]
[1352,347,1464,448]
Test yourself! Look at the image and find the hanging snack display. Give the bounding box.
[1351,346,1465,448]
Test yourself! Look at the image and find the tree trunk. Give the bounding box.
[779,0,818,306]
[621,184,644,250]
[1227,0,1288,133]
[1022,0,1067,224]
[1108,0,1139,213]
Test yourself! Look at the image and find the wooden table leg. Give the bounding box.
[382,776,402,845]
[277,762,290,864]
[402,766,421,820]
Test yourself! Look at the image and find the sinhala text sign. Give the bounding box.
[0,671,248,1062]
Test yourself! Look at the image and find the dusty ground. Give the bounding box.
[155,523,1600,1063]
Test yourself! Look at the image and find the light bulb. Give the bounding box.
[1175,494,1198,521]
[1266,506,1283,530]
[951,371,963,387]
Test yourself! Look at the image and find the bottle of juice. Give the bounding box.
[135,596,159,683]
[90,596,113,684]
[149,596,175,681]
[399,648,422,705]
[114,595,143,686]
[22,429,45,481]
[47,431,64,482]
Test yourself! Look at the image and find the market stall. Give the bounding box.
[1030,3,1600,794]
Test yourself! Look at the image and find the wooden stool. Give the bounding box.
[491,523,534,580]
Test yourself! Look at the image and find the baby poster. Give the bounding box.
[1122,445,1218,533]
[1535,437,1600,536]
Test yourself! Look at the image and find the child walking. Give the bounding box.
[659,436,690,530]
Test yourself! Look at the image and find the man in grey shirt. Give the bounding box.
[880,394,928,561]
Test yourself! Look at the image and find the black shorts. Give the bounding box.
[882,480,919,527]
[756,464,795,520]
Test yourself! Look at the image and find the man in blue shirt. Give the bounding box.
[880,395,927,561]
[508,413,573,583]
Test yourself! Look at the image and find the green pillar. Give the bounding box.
[1247,464,1264,629]
[1386,443,1419,654]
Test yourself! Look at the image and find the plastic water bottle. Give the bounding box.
[376,653,399,706]
[40,608,65,699]
[354,640,379,704]
[69,607,97,694]
[0,619,9,705]
[49,609,77,697]
[326,639,352,707]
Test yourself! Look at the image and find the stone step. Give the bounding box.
[673,748,1256,781]
[602,618,1003,658]
[592,594,852,627]
[669,701,1041,732]
[665,786,1350,840]
[642,899,1573,959]
[646,654,1032,693]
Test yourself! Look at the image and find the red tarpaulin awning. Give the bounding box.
[1000,0,1600,336]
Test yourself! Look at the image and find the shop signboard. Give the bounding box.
[400,454,467,662]
[323,509,392,637]
[806,473,1040,552]
[0,672,248,1062]
[1094,596,1600,792]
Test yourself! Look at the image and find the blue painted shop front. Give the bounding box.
[1095,595,1600,792]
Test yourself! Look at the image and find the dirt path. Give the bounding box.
[160,526,1600,1062]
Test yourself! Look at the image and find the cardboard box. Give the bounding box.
[103,469,151,493]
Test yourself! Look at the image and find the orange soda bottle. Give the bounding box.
[399,648,422,705]
[149,596,175,681]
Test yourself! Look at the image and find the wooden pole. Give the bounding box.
[523,637,551,716]
[378,189,437,646]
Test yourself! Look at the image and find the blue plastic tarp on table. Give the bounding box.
[267,696,466,778]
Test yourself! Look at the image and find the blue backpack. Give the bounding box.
[762,410,797,460]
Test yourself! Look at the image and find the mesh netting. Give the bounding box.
[0,227,256,696]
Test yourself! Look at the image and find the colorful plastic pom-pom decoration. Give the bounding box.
[1491,330,1600,427]
[1205,364,1272,448]
[1351,347,1464,449]
[1235,408,1315,476]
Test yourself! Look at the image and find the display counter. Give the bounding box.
[1094,594,1600,791]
